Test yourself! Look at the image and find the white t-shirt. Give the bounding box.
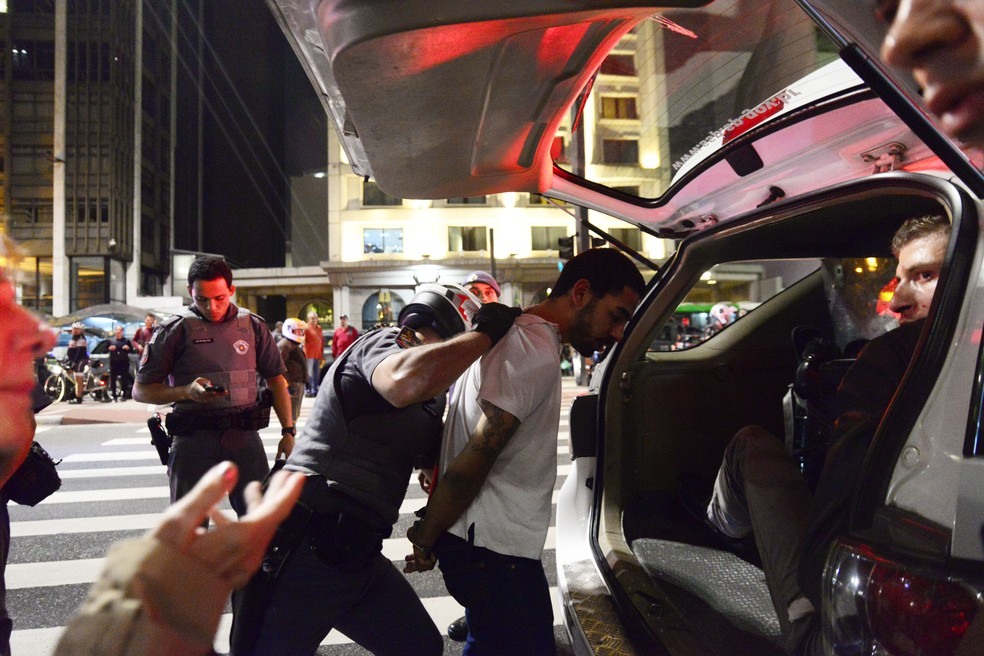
[440,313,562,559]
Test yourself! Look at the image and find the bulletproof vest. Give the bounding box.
[290,329,444,527]
[169,307,258,414]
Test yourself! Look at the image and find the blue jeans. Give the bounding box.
[435,532,555,656]
[305,358,321,394]
[242,536,441,656]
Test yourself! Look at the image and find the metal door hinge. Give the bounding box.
[861,142,906,173]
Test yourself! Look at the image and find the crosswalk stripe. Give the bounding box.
[12,513,161,537]
[7,558,103,589]
[57,465,165,478]
[61,451,159,463]
[46,486,170,503]
[101,436,151,445]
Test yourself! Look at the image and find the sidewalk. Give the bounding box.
[36,397,161,426]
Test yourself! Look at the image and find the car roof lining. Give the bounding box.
[684,191,941,263]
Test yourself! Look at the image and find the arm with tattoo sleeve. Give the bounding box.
[404,400,521,571]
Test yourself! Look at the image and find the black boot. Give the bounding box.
[448,616,468,642]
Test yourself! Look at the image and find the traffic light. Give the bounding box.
[557,235,574,261]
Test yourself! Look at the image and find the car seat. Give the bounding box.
[783,326,862,490]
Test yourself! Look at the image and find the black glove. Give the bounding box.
[471,302,522,347]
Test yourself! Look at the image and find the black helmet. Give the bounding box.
[398,283,480,339]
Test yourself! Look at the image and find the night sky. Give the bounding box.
[172,0,327,268]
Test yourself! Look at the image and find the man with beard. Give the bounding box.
[404,248,644,656]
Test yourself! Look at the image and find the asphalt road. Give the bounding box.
[9,377,582,655]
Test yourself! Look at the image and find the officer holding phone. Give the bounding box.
[133,256,294,518]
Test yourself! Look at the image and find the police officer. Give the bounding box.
[230,283,521,656]
[132,256,294,517]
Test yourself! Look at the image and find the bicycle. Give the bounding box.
[43,359,110,403]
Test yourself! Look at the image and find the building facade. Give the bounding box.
[0,0,174,316]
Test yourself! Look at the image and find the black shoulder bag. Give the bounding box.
[4,442,62,506]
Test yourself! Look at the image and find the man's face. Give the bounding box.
[467,282,499,304]
[340,316,348,328]
[889,233,948,323]
[308,314,318,326]
[564,284,640,357]
[114,327,124,338]
[880,0,984,149]
[189,278,234,322]
[144,315,154,328]
[0,273,56,441]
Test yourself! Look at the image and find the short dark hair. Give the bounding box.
[549,248,646,300]
[187,256,232,288]
[891,214,950,257]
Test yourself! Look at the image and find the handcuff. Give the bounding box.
[281,426,296,437]
[408,519,435,559]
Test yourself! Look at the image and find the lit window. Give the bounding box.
[599,54,635,76]
[531,226,566,250]
[448,227,487,252]
[363,228,403,254]
[602,139,639,165]
[600,96,638,119]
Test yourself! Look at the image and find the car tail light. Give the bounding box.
[823,539,982,655]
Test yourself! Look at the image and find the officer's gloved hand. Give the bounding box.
[471,303,522,347]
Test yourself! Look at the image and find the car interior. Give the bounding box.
[591,181,969,653]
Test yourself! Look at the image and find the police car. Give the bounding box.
[270,0,984,653]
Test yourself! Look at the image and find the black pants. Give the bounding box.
[109,364,132,399]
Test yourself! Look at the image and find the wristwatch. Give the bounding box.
[281,426,296,437]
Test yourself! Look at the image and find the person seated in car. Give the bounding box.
[695,213,949,655]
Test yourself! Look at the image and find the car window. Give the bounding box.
[654,256,898,352]
[554,0,839,200]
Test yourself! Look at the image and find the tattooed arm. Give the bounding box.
[404,400,520,570]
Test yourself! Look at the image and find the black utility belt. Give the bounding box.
[165,405,270,434]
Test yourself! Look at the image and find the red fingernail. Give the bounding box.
[223,465,237,483]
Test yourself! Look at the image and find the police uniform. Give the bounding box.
[231,327,445,656]
[136,304,285,516]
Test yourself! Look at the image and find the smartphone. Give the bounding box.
[204,385,226,393]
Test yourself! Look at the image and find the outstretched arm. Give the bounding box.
[372,331,493,408]
[373,303,521,408]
